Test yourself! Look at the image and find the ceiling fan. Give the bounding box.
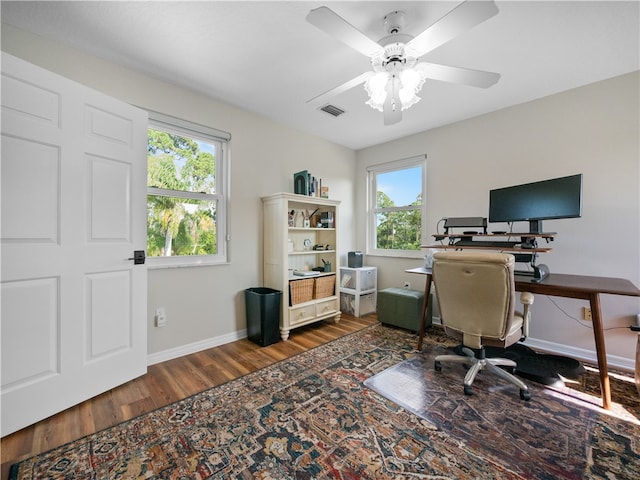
[306,0,501,125]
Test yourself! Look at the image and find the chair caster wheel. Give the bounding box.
[463,384,473,396]
[434,360,442,372]
[520,389,531,401]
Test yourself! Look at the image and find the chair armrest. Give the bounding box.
[519,292,535,339]
[520,292,535,305]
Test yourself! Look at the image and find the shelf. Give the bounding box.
[339,290,376,317]
[339,287,376,295]
[288,271,335,280]
[427,231,555,254]
[422,244,552,253]
[289,250,336,255]
[338,267,377,317]
[289,227,336,231]
[433,232,555,239]
[262,193,341,341]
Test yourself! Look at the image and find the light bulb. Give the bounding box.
[364,72,390,111]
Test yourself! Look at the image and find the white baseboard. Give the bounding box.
[148,324,636,374]
[147,329,248,366]
[522,337,635,373]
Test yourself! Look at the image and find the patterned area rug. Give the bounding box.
[10,324,640,479]
[365,352,640,480]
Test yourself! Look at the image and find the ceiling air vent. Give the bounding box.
[319,104,345,117]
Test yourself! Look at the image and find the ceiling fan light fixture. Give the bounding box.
[307,2,501,124]
[364,71,390,111]
[398,67,426,109]
[364,65,426,113]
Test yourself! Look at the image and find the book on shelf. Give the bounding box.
[293,270,320,277]
[292,170,329,198]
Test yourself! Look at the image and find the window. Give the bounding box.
[146,112,230,267]
[367,155,426,257]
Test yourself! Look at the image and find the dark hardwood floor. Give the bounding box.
[0,314,378,478]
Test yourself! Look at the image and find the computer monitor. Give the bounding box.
[488,174,583,233]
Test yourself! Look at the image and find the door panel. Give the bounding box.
[86,105,134,146]
[1,53,148,436]
[1,277,59,388]
[1,73,61,127]
[1,135,60,243]
[88,154,132,240]
[86,270,132,360]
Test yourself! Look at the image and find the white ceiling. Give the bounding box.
[2,1,638,150]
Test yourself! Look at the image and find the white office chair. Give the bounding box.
[432,251,534,400]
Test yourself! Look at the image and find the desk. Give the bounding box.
[407,267,640,410]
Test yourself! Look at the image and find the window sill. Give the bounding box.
[147,257,229,269]
[366,249,424,260]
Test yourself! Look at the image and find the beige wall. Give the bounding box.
[1,24,357,359]
[3,23,639,369]
[356,71,640,369]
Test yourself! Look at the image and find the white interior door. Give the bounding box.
[1,53,148,436]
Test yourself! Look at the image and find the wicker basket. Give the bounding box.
[314,274,336,299]
[289,277,314,305]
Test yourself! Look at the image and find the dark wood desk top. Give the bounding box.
[515,273,640,298]
[406,266,431,275]
[407,267,640,298]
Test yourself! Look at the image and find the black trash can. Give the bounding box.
[245,287,282,346]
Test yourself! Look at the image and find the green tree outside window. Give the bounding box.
[368,158,426,255]
[147,129,218,257]
[376,191,422,250]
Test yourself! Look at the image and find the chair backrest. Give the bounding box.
[432,251,516,349]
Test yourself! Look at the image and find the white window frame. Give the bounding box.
[146,111,231,268]
[366,155,427,259]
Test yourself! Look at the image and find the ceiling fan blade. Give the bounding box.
[307,6,384,58]
[306,71,372,108]
[383,76,402,126]
[416,62,500,88]
[406,0,499,58]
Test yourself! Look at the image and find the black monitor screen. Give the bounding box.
[489,174,583,233]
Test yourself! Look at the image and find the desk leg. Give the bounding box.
[590,293,611,410]
[417,274,432,351]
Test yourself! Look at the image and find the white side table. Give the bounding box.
[339,266,377,317]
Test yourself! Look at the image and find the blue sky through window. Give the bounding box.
[197,140,215,155]
[378,166,422,206]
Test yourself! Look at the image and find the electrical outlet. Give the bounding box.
[582,307,592,321]
[155,307,167,327]
[403,281,411,289]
